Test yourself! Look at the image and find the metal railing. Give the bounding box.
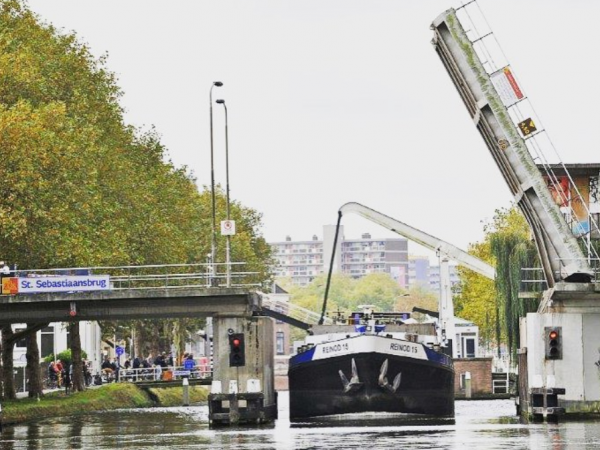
[521,259,600,294]
[260,293,334,326]
[12,263,263,291]
[520,268,548,295]
[116,365,212,383]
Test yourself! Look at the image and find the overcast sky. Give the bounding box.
[27,0,599,261]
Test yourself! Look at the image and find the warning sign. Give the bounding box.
[491,66,524,107]
[221,220,236,236]
[517,118,537,137]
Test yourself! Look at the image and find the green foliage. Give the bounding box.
[455,206,539,358]
[289,272,407,318]
[2,382,209,425]
[44,348,87,367]
[488,208,539,359]
[394,284,438,315]
[0,0,274,355]
[454,241,497,346]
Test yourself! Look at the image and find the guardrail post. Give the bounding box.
[465,372,472,399]
[182,377,189,406]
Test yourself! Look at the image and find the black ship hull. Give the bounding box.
[289,336,454,419]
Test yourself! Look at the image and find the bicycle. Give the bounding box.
[43,376,58,390]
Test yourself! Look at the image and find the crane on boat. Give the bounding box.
[321,201,495,359]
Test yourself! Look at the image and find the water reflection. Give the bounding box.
[2,397,600,449]
[291,412,456,429]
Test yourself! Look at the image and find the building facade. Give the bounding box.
[429,263,460,292]
[12,321,102,390]
[408,256,431,288]
[539,163,600,241]
[271,225,409,287]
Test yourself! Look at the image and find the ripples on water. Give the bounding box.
[1,393,600,449]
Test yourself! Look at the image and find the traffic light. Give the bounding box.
[229,333,245,367]
[545,327,562,360]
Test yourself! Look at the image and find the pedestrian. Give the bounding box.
[48,361,58,388]
[101,356,114,382]
[183,354,195,372]
[55,360,64,387]
[82,360,92,386]
[62,364,71,394]
[111,358,119,382]
[132,356,141,381]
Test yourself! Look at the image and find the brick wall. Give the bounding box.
[454,357,492,394]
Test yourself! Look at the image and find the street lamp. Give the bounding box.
[209,81,223,286]
[216,99,231,287]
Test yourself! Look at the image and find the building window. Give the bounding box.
[41,326,54,358]
[276,332,285,355]
[14,328,27,348]
[463,337,476,358]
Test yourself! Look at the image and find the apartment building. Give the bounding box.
[271,225,409,287]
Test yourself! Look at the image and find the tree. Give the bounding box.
[69,323,85,392]
[1,325,16,400]
[394,284,438,317]
[0,1,276,396]
[454,206,538,357]
[289,272,409,319]
[25,324,44,398]
[454,241,497,350]
[488,207,538,359]
[351,273,403,312]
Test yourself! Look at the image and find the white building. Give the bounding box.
[12,321,102,375]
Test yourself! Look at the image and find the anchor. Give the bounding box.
[339,358,364,393]
[378,359,401,393]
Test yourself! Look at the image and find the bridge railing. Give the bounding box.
[260,293,334,326]
[520,258,600,296]
[12,263,263,291]
[117,365,212,383]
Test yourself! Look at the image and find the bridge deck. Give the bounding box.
[0,287,259,323]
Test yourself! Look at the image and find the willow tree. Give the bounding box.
[455,206,539,359]
[488,207,539,359]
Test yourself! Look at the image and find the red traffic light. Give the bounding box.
[232,338,241,347]
[549,330,559,340]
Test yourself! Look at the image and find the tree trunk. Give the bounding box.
[1,325,16,400]
[69,322,85,392]
[134,322,151,361]
[150,321,161,359]
[0,332,3,399]
[25,324,44,398]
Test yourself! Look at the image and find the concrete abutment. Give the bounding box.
[209,316,276,425]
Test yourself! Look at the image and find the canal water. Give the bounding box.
[1,392,600,449]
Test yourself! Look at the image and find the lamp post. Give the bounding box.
[209,81,223,286]
[216,99,231,287]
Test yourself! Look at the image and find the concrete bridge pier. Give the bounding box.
[209,315,276,425]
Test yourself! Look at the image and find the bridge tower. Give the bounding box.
[432,2,600,419]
